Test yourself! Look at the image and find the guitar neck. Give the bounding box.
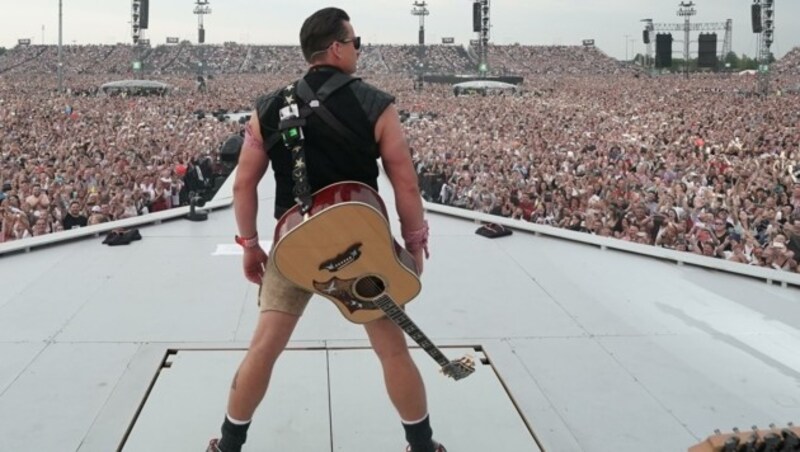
[373,295,451,368]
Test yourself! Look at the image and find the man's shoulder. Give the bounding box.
[347,79,396,124]
[349,79,394,101]
[255,87,285,114]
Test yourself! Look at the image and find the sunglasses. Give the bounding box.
[338,36,361,51]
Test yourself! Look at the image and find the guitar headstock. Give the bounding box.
[441,355,476,381]
[688,423,799,452]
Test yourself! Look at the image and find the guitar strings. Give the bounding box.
[360,276,472,378]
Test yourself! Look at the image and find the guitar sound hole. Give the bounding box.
[354,276,385,299]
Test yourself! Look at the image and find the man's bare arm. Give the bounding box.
[233,114,270,238]
[375,104,425,235]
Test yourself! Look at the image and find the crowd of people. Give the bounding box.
[0,73,250,242]
[2,42,800,274]
[775,46,800,77]
[482,44,630,76]
[406,73,800,273]
[0,42,625,77]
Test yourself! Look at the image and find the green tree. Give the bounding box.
[0,47,6,57]
[738,54,758,70]
[723,51,739,68]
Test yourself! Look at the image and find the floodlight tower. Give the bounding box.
[411,1,429,90]
[677,1,696,78]
[473,0,491,76]
[57,0,63,92]
[194,0,211,79]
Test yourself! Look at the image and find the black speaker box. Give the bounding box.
[139,0,149,29]
[752,4,762,33]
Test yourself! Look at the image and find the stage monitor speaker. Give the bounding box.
[751,4,762,33]
[643,30,650,44]
[476,223,513,239]
[199,28,205,44]
[139,0,149,29]
[472,2,481,32]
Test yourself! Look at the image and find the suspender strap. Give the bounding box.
[315,72,358,101]
[275,73,371,215]
[296,77,372,149]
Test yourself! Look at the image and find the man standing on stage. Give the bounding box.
[207,7,444,452]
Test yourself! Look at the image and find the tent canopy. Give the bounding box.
[100,80,171,96]
[453,80,519,96]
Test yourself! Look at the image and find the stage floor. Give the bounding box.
[103,347,540,452]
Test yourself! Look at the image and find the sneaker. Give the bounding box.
[206,438,221,452]
[405,442,447,452]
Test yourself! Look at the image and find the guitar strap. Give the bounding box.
[277,71,364,215]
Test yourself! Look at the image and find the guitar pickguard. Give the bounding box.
[313,276,379,313]
[319,243,363,273]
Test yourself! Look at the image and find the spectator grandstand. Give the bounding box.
[774,46,800,77]
[0,42,626,77]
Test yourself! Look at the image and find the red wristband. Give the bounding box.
[235,234,259,249]
[403,220,430,259]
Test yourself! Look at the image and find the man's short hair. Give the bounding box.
[300,7,350,63]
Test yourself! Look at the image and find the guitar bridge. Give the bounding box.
[320,243,363,272]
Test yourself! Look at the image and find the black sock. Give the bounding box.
[403,414,435,452]
[217,415,250,452]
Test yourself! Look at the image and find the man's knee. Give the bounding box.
[371,335,412,362]
[247,312,299,363]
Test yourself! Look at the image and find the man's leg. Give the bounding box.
[365,317,439,452]
[214,310,300,452]
[228,310,300,419]
[365,317,428,419]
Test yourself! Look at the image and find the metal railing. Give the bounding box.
[424,202,800,289]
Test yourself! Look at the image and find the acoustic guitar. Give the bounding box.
[272,181,474,381]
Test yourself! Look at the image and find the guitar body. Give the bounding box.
[272,182,421,324]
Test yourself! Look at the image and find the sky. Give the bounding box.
[1,1,798,60]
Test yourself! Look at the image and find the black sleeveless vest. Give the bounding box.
[255,66,395,218]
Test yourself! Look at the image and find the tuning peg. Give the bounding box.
[722,436,740,452]
[743,433,758,452]
[762,432,781,452]
[781,428,800,447]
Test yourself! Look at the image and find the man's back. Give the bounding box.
[256,67,394,218]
